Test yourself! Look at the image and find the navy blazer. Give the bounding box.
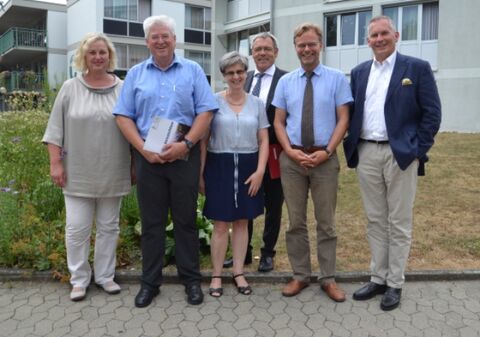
[343,53,441,176]
[245,67,287,144]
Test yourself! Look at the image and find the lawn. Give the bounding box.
[244,132,480,273]
[1,109,479,275]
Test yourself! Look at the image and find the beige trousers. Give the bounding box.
[279,151,340,284]
[357,142,418,288]
[64,195,122,288]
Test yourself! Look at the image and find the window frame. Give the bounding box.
[185,5,212,45]
[114,43,150,70]
[325,9,372,48]
[226,23,270,55]
[184,50,211,76]
[382,1,439,42]
[104,0,151,37]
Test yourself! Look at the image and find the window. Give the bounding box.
[383,2,439,41]
[226,23,270,55]
[115,43,149,69]
[185,5,211,45]
[422,2,439,40]
[105,0,150,21]
[185,51,211,75]
[326,16,337,47]
[402,5,418,40]
[185,50,211,83]
[104,0,151,37]
[325,10,372,47]
[358,11,371,46]
[341,13,355,45]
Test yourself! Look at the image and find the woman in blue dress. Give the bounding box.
[200,51,269,297]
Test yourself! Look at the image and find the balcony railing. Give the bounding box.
[0,71,45,92]
[0,27,47,55]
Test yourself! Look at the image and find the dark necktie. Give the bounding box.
[301,71,315,147]
[251,73,265,97]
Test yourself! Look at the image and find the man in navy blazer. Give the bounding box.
[343,16,441,311]
[224,32,287,272]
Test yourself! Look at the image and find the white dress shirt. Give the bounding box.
[361,51,397,141]
[250,64,276,106]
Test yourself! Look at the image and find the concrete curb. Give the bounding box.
[1,268,480,284]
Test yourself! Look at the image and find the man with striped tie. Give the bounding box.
[223,32,286,272]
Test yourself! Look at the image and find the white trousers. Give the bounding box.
[357,142,418,288]
[64,195,122,288]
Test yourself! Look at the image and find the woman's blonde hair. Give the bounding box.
[72,32,117,73]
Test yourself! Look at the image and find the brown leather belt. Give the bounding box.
[360,138,389,145]
[291,145,326,154]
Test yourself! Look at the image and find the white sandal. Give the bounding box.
[97,281,121,295]
[70,287,86,301]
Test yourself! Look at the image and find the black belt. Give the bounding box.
[360,138,389,145]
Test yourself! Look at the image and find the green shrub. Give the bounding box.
[0,188,20,266]
[0,109,213,274]
[5,91,47,111]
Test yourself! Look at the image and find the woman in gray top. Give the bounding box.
[43,33,131,301]
[201,52,269,297]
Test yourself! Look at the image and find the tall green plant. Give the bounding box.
[0,109,214,273]
[40,68,62,112]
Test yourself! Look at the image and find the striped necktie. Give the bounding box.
[251,72,265,97]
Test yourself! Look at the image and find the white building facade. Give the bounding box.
[1,0,479,131]
[212,0,480,133]
[66,0,212,82]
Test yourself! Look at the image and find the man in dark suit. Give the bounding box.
[224,32,287,272]
[343,16,441,311]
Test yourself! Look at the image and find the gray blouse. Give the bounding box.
[208,93,269,153]
[42,75,131,197]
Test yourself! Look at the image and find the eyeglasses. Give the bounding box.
[295,42,320,50]
[252,46,275,53]
[224,70,246,77]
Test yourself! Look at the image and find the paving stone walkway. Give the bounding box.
[1,280,479,337]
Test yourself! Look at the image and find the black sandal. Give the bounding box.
[209,276,223,298]
[233,273,252,295]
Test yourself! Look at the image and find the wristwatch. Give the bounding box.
[183,138,194,150]
[324,148,332,158]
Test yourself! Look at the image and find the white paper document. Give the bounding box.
[143,116,189,154]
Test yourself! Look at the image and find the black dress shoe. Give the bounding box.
[185,283,204,305]
[135,287,159,308]
[381,287,402,311]
[244,251,252,265]
[353,282,387,301]
[223,251,253,268]
[223,257,233,268]
[258,256,274,272]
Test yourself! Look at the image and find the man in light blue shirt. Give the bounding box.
[273,22,352,302]
[114,15,218,308]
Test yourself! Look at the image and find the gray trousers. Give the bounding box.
[357,142,418,288]
[279,151,340,284]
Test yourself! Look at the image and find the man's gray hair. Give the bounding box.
[143,15,176,38]
[369,15,397,33]
[251,32,279,50]
[219,51,249,74]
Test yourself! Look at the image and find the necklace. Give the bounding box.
[225,90,246,106]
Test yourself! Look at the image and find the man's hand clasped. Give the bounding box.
[142,141,189,164]
[288,148,329,169]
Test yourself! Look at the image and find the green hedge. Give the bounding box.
[0,110,213,277]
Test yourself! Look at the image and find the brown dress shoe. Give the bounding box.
[321,282,346,302]
[282,280,309,297]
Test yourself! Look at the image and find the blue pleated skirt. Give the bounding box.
[203,152,264,222]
